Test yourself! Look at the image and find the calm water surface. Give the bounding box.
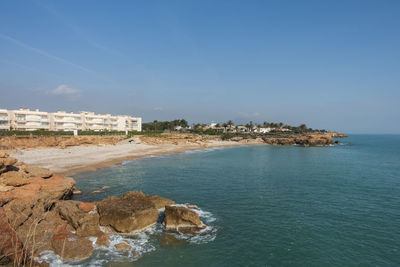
[66,135,400,266]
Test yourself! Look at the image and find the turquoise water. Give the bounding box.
[70,135,400,266]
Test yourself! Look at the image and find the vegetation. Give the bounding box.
[0,119,328,138]
[142,119,189,131]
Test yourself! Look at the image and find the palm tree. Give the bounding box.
[249,121,254,131]
[299,124,307,132]
[222,123,228,132]
[263,121,270,128]
[153,120,158,131]
[279,122,283,128]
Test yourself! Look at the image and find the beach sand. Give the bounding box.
[13,139,257,175]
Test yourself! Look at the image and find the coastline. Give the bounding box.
[13,140,263,175]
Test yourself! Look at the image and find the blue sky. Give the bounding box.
[0,0,399,133]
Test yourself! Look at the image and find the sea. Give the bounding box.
[41,135,400,266]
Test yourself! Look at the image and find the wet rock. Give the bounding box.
[95,231,110,247]
[160,234,186,246]
[114,242,131,251]
[97,191,159,233]
[90,189,103,194]
[102,185,110,189]
[163,205,206,233]
[51,233,94,261]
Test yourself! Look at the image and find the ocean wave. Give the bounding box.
[181,147,226,155]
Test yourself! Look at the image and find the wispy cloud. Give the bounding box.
[51,84,80,95]
[0,59,63,79]
[0,33,96,74]
[33,1,124,56]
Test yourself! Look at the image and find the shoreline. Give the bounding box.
[13,140,263,175]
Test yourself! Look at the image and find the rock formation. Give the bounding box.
[0,152,204,265]
[163,205,206,234]
[96,191,175,233]
[261,132,339,146]
[0,135,125,150]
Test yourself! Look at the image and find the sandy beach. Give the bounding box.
[13,139,258,175]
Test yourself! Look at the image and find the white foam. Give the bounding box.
[169,204,218,244]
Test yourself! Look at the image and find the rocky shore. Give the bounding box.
[0,136,125,150]
[0,152,205,266]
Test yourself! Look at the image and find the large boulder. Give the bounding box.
[96,191,160,233]
[51,233,94,261]
[163,205,206,233]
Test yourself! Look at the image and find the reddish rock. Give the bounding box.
[56,200,101,237]
[95,232,110,247]
[51,233,94,261]
[79,202,95,212]
[1,171,29,186]
[0,207,26,265]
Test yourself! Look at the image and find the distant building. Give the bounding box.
[0,109,11,130]
[254,127,272,133]
[0,108,142,132]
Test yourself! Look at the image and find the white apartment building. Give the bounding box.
[0,108,142,132]
[53,111,84,131]
[11,108,52,131]
[0,109,10,130]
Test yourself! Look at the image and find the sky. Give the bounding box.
[0,0,399,133]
